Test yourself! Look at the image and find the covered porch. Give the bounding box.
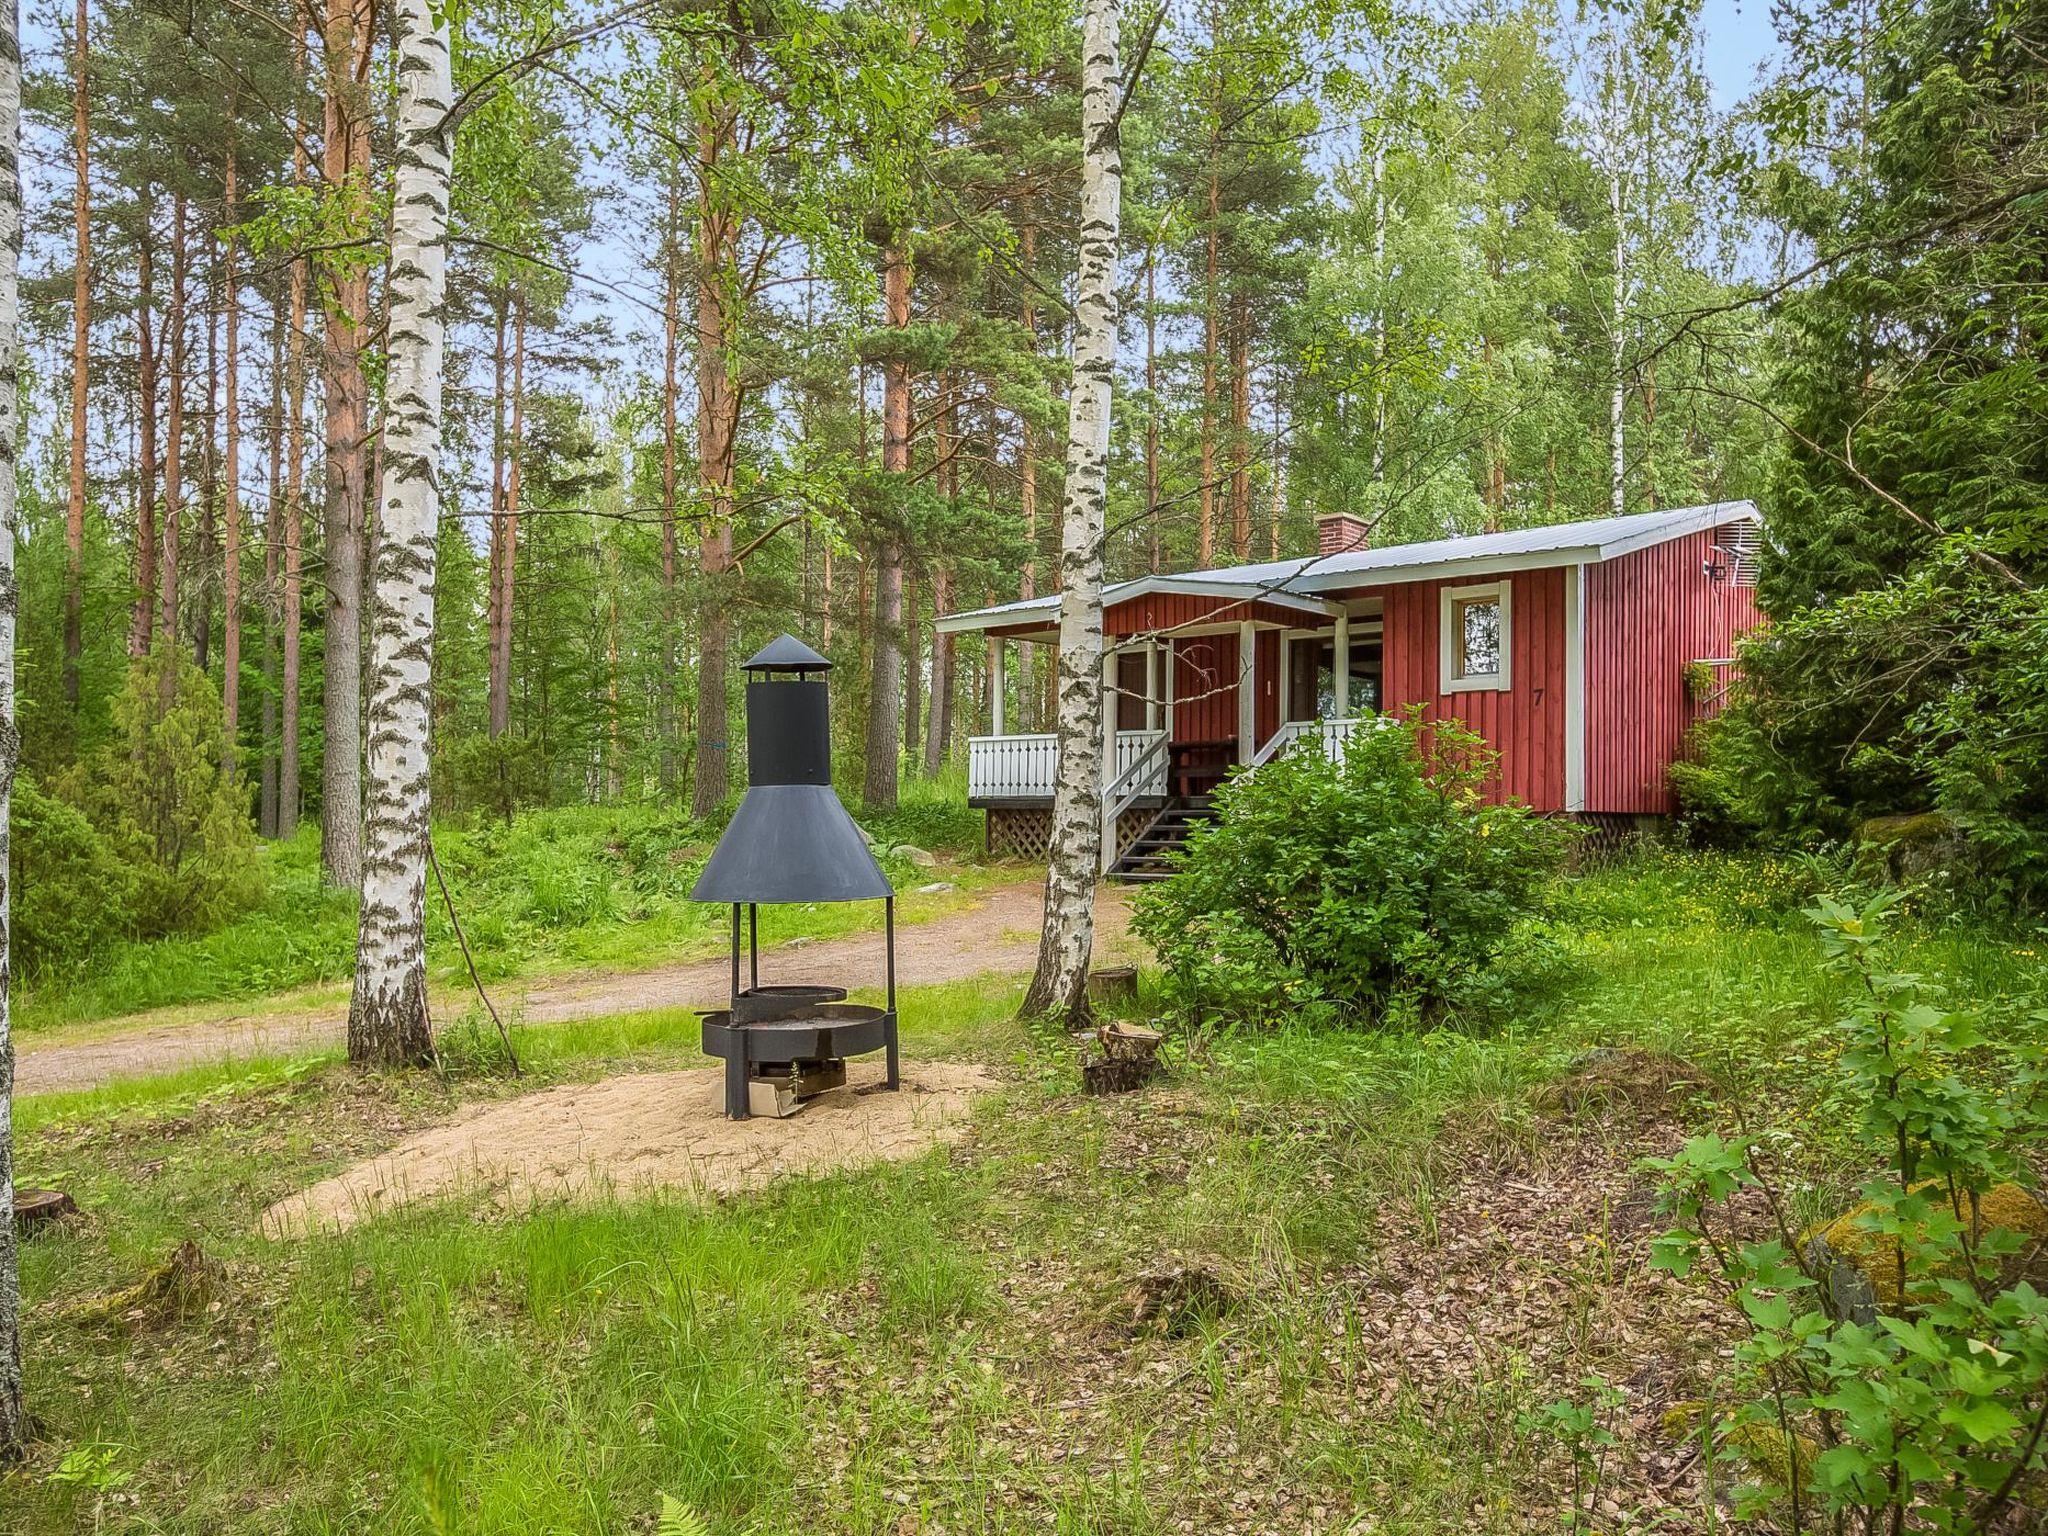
[939,580,1385,866]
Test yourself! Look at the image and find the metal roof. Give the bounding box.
[935,501,1760,634]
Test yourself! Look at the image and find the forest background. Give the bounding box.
[8,0,2040,984]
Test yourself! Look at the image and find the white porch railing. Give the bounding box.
[1101,731,1171,872]
[1248,714,1380,770]
[968,729,1168,802]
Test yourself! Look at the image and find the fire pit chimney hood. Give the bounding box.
[691,635,892,905]
[692,635,900,1119]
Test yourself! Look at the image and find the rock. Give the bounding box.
[1803,1180,2048,1323]
[897,845,938,868]
[915,881,955,895]
[1854,810,1976,884]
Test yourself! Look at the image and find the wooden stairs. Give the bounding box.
[1107,795,1217,883]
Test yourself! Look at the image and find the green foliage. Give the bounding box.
[1132,714,1568,1027]
[1646,893,2048,1532]
[1707,0,2048,904]
[1687,552,2048,900]
[43,650,263,947]
[9,779,137,977]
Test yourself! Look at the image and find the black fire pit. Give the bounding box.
[692,635,900,1119]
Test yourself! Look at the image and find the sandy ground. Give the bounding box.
[20,881,1133,1097]
[260,1058,992,1238]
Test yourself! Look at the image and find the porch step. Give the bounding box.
[1107,795,1219,883]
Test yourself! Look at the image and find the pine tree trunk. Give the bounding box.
[864,237,910,811]
[222,142,241,773]
[1143,241,1160,572]
[924,566,952,776]
[348,0,449,1068]
[278,31,308,839]
[903,565,921,772]
[488,297,523,741]
[0,0,26,1452]
[195,265,217,674]
[132,215,157,659]
[1229,293,1250,558]
[319,0,374,888]
[161,191,186,692]
[689,79,738,821]
[1199,124,1219,566]
[63,0,86,713]
[1023,0,1120,1024]
[658,189,681,792]
[260,296,283,835]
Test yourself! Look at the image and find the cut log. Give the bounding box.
[13,1188,78,1235]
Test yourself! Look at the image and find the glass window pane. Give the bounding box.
[1457,598,1500,678]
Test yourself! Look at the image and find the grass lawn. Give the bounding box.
[6,854,2042,1533]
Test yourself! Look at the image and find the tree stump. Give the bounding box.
[1082,1023,1165,1095]
[1087,965,1139,1010]
[13,1188,78,1236]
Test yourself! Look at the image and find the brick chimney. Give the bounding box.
[1317,511,1373,557]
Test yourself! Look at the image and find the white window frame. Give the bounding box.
[1439,579,1513,693]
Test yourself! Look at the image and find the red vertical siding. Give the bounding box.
[1376,566,1569,811]
[1168,633,1238,743]
[1584,525,1764,814]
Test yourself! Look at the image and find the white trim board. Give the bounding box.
[1439,580,1514,694]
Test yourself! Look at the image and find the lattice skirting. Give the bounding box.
[986,807,1156,862]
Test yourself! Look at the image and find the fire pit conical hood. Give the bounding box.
[691,636,891,905]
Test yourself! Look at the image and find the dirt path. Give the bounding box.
[18,882,1134,1098]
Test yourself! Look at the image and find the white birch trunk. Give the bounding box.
[348,0,450,1066]
[1608,162,1628,518]
[0,0,25,1451]
[1022,0,1120,1024]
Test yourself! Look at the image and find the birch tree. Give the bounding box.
[348,0,452,1067]
[0,0,24,1454]
[1021,0,1119,1024]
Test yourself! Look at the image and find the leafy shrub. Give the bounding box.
[10,779,136,976]
[857,764,982,856]
[51,649,263,940]
[1647,893,2048,1531]
[1131,713,1569,1027]
[1686,549,2048,906]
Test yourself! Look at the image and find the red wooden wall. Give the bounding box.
[1162,631,1281,747]
[1376,566,1569,811]
[1584,525,1764,814]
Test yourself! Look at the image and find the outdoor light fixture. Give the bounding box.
[692,634,901,1119]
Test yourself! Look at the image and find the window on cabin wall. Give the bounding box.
[1439,580,1513,693]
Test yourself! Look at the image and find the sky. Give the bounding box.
[1696,0,1782,107]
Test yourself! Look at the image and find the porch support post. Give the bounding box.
[1102,644,1118,762]
[1143,641,1159,731]
[1237,618,1257,763]
[1333,611,1352,720]
[1278,631,1293,723]
[1163,640,1175,738]
[991,636,1006,735]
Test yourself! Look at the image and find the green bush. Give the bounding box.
[1647,893,2048,1531]
[1131,713,1569,1027]
[50,649,263,941]
[10,779,137,976]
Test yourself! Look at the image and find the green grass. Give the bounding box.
[7,852,2042,1534]
[19,798,1016,1033]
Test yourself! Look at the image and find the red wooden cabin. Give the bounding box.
[936,502,1763,872]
